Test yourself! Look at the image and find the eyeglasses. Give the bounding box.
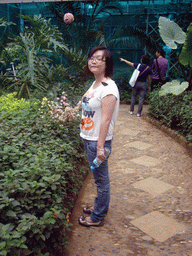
[88,57,105,63]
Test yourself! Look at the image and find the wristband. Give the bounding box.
[97,148,104,151]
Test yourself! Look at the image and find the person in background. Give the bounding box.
[79,46,120,227]
[120,54,152,117]
[151,48,168,91]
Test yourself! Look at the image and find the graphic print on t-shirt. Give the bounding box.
[81,90,96,131]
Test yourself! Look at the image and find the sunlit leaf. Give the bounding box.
[159,17,186,49]
[159,80,189,96]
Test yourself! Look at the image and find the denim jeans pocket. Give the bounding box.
[84,139,112,162]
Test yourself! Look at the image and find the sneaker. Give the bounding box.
[129,111,134,115]
[137,113,141,117]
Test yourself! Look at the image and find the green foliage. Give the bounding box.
[179,23,192,67]
[0,97,87,255]
[1,15,87,99]
[2,29,58,98]
[0,17,15,29]
[148,90,192,142]
[109,25,158,55]
[0,73,15,96]
[159,80,188,96]
[49,0,123,53]
[0,17,16,62]
[0,92,39,118]
[113,69,132,103]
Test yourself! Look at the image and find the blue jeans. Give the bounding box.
[130,81,146,115]
[83,139,112,222]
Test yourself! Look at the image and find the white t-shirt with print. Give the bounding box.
[80,79,120,141]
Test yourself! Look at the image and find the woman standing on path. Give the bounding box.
[120,54,152,117]
[79,46,120,227]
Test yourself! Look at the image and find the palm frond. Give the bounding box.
[108,36,141,49]
[61,47,87,70]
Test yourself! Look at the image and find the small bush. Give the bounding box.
[147,90,192,142]
[0,92,39,118]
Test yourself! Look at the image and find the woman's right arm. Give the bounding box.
[96,94,117,162]
[120,58,134,67]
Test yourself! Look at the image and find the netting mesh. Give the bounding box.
[0,1,191,75]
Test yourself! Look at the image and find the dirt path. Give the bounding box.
[63,104,192,256]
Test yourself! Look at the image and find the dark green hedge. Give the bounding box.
[147,90,192,143]
[0,102,87,256]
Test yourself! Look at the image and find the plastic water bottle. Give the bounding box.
[90,147,111,170]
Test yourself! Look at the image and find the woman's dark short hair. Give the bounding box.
[141,54,150,65]
[156,48,165,57]
[85,46,114,78]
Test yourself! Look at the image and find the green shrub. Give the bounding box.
[0,97,87,255]
[0,73,15,96]
[147,90,192,142]
[0,92,39,118]
[113,70,132,103]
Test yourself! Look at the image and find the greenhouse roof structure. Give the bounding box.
[1,1,191,18]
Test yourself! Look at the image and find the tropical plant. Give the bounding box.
[1,15,87,99]
[159,80,188,96]
[159,17,186,49]
[0,18,15,35]
[0,17,16,67]
[108,24,159,56]
[179,23,192,67]
[0,1,125,99]
[159,16,192,90]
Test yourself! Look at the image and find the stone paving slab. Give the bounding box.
[130,211,187,242]
[130,155,162,167]
[133,177,175,196]
[120,128,140,136]
[109,160,136,174]
[126,141,153,150]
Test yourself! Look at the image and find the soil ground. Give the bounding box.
[63,104,192,256]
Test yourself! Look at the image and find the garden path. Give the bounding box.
[63,104,192,256]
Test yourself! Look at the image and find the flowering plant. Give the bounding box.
[40,92,81,125]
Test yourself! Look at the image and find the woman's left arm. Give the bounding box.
[97,94,117,161]
[147,75,151,91]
